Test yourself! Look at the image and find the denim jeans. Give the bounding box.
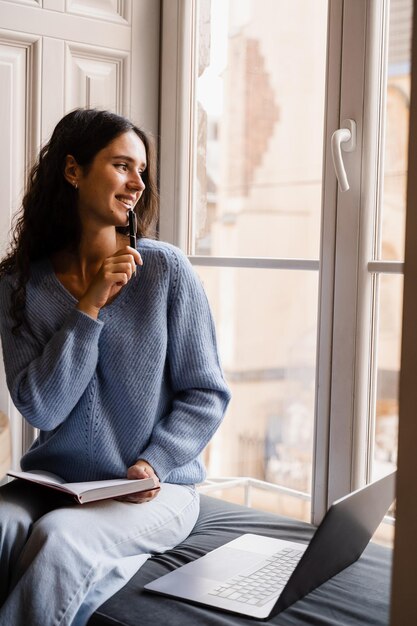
[0,479,199,626]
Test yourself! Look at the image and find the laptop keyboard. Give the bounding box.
[208,547,304,607]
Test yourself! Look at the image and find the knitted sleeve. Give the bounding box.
[0,279,104,431]
[139,248,231,481]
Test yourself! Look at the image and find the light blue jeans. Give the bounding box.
[0,478,199,626]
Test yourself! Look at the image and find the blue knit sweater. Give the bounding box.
[0,239,231,484]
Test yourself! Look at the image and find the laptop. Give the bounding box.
[145,471,396,620]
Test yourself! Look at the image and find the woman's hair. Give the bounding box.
[0,108,159,333]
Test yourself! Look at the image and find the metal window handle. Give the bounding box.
[331,119,356,192]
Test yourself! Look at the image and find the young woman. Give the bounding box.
[0,108,231,626]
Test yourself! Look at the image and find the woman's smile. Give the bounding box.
[115,194,137,211]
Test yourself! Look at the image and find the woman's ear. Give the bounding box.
[64,155,80,189]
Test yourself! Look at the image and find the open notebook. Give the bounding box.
[8,469,157,504]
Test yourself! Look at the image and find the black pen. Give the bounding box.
[128,209,137,273]
[128,209,137,249]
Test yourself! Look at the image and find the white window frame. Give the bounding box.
[159,0,403,524]
[326,0,388,505]
[327,0,404,507]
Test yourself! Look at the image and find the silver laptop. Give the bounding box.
[145,471,396,620]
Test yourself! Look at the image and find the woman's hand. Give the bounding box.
[77,246,142,318]
[116,459,161,504]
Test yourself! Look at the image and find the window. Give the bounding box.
[161,0,328,521]
[372,0,412,481]
[159,0,411,529]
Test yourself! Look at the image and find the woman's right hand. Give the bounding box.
[77,246,142,318]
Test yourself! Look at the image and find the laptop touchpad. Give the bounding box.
[181,547,264,581]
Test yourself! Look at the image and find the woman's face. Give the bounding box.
[74,130,147,228]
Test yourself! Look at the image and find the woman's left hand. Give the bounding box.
[116,459,161,504]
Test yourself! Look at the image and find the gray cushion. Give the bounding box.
[89,494,391,625]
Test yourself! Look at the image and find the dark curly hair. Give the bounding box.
[0,108,159,334]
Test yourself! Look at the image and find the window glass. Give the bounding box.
[369,0,412,489]
[192,0,328,258]
[379,0,413,260]
[372,274,403,481]
[197,265,318,521]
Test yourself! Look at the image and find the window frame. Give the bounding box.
[327,0,405,506]
[158,0,404,524]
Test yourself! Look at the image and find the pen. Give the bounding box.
[128,209,137,274]
[128,209,137,249]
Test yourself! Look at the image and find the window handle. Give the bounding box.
[331,119,356,192]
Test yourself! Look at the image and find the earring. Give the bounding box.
[73,181,78,190]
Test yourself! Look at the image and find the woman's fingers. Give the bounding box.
[113,246,143,266]
[115,460,161,504]
[127,461,160,484]
[103,253,141,274]
[115,487,161,504]
[103,262,134,284]
[76,246,142,317]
